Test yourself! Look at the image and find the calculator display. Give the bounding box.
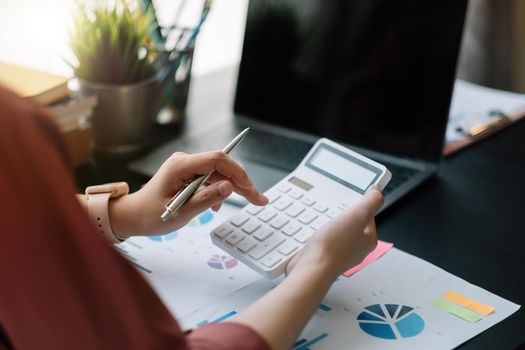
[306,144,381,193]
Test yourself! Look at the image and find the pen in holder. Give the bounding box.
[152,31,195,126]
[144,0,212,127]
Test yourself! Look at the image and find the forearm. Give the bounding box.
[231,258,336,350]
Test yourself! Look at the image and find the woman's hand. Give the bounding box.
[285,186,384,281]
[108,151,268,238]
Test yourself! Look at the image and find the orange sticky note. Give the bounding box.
[443,291,495,316]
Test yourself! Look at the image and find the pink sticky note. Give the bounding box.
[343,240,393,277]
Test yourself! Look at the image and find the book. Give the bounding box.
[445,80,525,156]
[0,61,70,105]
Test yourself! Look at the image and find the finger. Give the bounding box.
[169,151,253,190]
[364,218,377,237]
[347,187,384,227]
[206,173,268,205]
[211,201,223,212]
[176,181,233,221]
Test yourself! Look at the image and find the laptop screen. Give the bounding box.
[234,0,468,162]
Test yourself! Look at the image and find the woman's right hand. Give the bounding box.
[285,187,384,281]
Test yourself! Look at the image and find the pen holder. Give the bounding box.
[153,28,196,126]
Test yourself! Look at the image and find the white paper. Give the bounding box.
[181,248,520,350]
[447,79,525,142]
[116,203,262,319]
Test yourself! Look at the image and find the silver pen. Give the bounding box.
[160,127,250,222]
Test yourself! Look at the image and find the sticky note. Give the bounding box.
[443,291,495,316]
[432,299,483,323]
[343,241,393,277]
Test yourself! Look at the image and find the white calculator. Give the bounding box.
[211,138,392,278]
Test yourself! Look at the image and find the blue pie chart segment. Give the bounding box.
[357,304,425,340]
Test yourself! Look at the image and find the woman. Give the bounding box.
[0,85,383,350]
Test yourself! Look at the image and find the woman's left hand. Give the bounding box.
[108,151,268,238]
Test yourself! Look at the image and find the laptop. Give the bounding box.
[131,0,469,211]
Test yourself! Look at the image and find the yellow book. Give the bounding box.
[0,61,69,105]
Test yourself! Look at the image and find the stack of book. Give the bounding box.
[0,61,97,166]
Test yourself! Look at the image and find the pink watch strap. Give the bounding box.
[87,192,122,244]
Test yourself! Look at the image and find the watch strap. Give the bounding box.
[87,192,123,244]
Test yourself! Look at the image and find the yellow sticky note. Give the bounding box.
[443,292,495,316]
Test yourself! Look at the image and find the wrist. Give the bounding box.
[108,193,140,239]
[287,245,340,286]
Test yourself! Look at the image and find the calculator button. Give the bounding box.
[269,215,290,229]
[261,253,283,268]
[313,203,328,213]
[242,220,261,234]
[266,192,281,204]
[286,204,305,218]
[282,223,301,236]
[258,208,278,222]
[237,238,258,253]
[311,217,328,230]
[253,227,273,241]
[338,203,350,210]
[301,197,316,206]
[230,214,249,227]
[276,183,291,193]
[226,231,245,245]
[246,205,265,216]
[289,190,303,200]
[278,241,299,256]
[249,235,285,260]
[298,211,318,225]
[213,224,234,238]
[273,198,293,211]
[294,227,315,243]
[326,208,344,218]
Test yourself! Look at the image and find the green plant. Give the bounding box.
[67,0,156,84]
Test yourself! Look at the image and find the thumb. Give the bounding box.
[347,186,384,227]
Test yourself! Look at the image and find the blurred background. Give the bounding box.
[1,0,523,93]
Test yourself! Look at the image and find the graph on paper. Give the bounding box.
[114,204,261,318]
[357,304,425,340]
[207,254,238,270]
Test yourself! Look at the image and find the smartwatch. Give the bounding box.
[85,182,129,243]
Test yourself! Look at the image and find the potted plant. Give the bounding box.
[67,0,159,156]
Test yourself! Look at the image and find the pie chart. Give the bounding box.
[207,254,238,270]
[357,304,425,340]
[148,231,178,242]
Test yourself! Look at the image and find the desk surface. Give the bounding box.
[79,66,525,349]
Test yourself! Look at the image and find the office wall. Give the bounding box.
[457,0,525,93]
[0,0,248,77]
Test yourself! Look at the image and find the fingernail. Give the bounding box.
[218,182,231,196]
[258,192,269,203]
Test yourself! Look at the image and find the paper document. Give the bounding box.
[116,204,262,319]
[446,79,525,143]
[182,248,520,350]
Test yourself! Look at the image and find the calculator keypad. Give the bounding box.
[212,183,351,277]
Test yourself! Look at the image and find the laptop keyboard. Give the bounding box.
[236,128,312,171]
[380,162,420,194]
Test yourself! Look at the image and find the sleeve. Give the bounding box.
[186,323,270,350]
[0,87,180,349]
[0,86,271,350]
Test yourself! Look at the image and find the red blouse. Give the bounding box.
[0,86,269,350]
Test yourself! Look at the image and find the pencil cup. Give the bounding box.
[78,74,159,157]
[155,39,195,126]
